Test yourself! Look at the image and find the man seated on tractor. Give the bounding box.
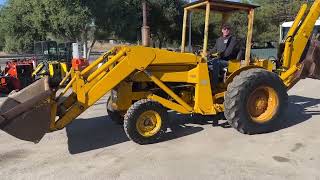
[208,24,240,91]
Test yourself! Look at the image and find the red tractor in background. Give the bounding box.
[0,41,63,94]
[0,41,89,95]
[0,59,35,95]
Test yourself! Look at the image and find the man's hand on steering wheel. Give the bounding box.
[209,51,224,59]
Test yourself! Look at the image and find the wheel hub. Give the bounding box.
[252,94,268,116]
[144,118,154,127]
[136,110,162,137]
[247,86,279,123]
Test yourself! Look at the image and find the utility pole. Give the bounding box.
[142,0,150,46]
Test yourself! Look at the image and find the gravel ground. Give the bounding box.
[0,78,320,180]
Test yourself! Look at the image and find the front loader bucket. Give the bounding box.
[0,77,53,143]
[296,39,320,79]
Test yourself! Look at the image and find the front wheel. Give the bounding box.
[124,99,168,145]
[224,68,288,134]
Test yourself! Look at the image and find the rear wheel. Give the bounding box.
[224,68,288,134]
[124,99,168,145]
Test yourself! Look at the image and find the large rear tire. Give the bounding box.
[224,68,288,134]
[124,99,168,145]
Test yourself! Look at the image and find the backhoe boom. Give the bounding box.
[281,0,320,86]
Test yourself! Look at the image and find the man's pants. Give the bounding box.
[208,59,229,90]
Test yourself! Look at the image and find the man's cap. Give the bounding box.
[222,23,232,30]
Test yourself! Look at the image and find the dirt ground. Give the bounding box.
[0,78,320,180]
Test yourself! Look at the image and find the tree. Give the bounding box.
[0,0,47,53]
[0,0,91,53]
[0,6,5,51]
[43,0,91,42]
[0,0,314,53]
[250,0,313,43]
[43,0,91,58]
[84,0,186,49]
[83,0,141,57]
[148,0,186,48]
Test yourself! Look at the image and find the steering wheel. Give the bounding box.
[192,45,203,56]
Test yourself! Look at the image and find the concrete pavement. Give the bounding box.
[0,78,320,180]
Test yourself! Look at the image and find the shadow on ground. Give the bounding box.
[66,95,320,154]
[66,116,127,154]
[279,95,320,130]
[66,113,209,154]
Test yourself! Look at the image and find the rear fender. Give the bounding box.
[225,65,264,85]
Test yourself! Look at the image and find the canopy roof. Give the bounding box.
[184,0,259,12]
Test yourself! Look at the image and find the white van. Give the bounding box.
[280,19,320,42]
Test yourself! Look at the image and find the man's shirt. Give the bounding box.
[212,35,239,60]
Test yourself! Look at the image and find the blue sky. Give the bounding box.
[0,0,6,5]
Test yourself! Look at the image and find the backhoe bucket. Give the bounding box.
[0,77,53,143]
[296,39,320,79]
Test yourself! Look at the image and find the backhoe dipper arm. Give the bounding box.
[281,0,320,86]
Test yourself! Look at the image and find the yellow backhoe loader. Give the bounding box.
[1,0,320,144]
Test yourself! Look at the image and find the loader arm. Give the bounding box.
[281,0,320,87]
[51,46,204,130]
[51,47,147,130]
